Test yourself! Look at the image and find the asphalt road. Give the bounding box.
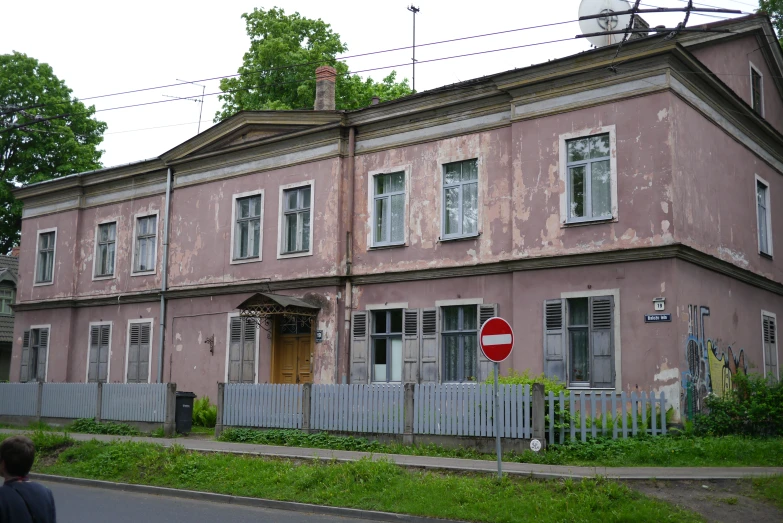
[43,481,381,523]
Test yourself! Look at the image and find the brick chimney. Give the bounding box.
[314,65,336,111]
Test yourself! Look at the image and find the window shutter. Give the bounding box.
[127,323,141,383]
[763,315,778,381]
[543,299,566,382]
[139,323,151,383]
[420,308,439,383]
[350,311,369,384]
[590,296,614,388]
[99,325,110,382]
[402,309,419,383]
[88,326,100,382]
[477,304,498,382]
[20,330,30,382]
[36,328,49,382]
[241,318,256,383]
[228,317,242,383]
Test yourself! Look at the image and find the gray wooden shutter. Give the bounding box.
[420,308,439,383]
[20,330,30,382]
[544,299,566,382]
[98,325,110,382]
[403,309,419,383]
[241,318,256,383]
[590,296,614,388]
[88,326,100,382]
[228,317,242,383]
[477,304,497,382]
[350,311,369,384]
[127,323,141,383]
[764,315,778,381]
[139,322,151,383]
[36,328,49,382]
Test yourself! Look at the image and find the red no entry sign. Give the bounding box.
[479,317,514,362]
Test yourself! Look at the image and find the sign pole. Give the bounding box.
[494,361,501,480]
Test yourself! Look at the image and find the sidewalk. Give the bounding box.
[4,428,782,480]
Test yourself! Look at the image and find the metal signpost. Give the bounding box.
[479,317,514,480]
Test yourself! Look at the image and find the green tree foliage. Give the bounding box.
[0,52,106,253]
[215,7,413,120]
[759,1,783,43]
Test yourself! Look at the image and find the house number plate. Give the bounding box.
[644,314,672,323]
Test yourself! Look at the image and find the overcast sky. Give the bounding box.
[1,0,756,168]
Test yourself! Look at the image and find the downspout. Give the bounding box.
[342,126,356,384]
[157,167,172,383]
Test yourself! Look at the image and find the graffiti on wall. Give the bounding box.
[682,305,747,419]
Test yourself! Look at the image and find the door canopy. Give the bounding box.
[236,292,320,333]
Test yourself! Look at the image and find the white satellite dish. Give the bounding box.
[578,0,633,47]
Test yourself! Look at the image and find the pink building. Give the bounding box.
[11,15,783,422]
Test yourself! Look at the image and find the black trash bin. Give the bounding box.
[175,391,196,434]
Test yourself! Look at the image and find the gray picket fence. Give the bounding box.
[311,384,404,434]
[223,383,302,429]
[414,383,531,438]
[102,383,168,423]
[41,383,98,419]
[0,383,39,416]
[547,390,667,444]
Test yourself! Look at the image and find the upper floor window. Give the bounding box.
[35,230,56,284]
[373,172,405,246]
[134,215,158,273]
[442,159,478,239]
[233,194,262,261]
[0,289,14,315]
[442,305,477,383]
[282,185,311,254]
[757,177,772,257]
[372,309,402,383]
[750,63,764,116]
[94,222,116,278]
[566,133,612,222]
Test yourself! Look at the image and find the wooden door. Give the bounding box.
[274,334,312,384]
[296,336,312,384]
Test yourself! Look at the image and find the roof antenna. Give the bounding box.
[407,5,420,93]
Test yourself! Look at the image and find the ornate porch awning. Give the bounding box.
[236,292,320,332]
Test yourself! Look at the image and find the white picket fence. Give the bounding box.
[311,384,404,434]
[547,390,667,444]
[222,383,302,429]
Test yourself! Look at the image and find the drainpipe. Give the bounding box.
[342,126,356,384]
[157,167,172,383]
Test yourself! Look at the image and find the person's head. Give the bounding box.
[0,436,35,479]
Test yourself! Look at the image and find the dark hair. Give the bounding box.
[0,436,35,477]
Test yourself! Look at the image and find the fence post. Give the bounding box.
[532,383,545,447]
[164,383,177,438]
[95,382,103,422]
[403,383,414,445]
[301,383,312,433]
[214,383,225,438]
[35,381,43,423]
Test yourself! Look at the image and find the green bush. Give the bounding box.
[488,369,568,396]
[68,418,141,436]
[694,373,783,437]
[192,397,217,428]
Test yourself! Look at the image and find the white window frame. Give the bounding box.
[230,190,264,265]
[0,288,15,315]
[224,312,260,383]
[131,211,159,276]
[755,174,773,257]
[370,309,404,383]
[749,61,765,117]
[92,219,118,281]
[761,310,779,381]
[558,125,618,226]
[85,321,112,383]
[560,288,621,390]
[33,227,57,287]
[29,324,51,383]
[438,156,482,241]
[277,180,314,259]
[367,165,411,248]
[124,318,154,384]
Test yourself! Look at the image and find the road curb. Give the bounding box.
[31,473,464,523]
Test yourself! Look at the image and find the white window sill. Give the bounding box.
[760,251,773,260]
[33,281,54,287]
[368,243,406,250]
[277,250,313,260]
[230,257,262,265]
[439,233,480,243]
[92,275,115,282]
[562,217,616,228]
[131,270,157,277]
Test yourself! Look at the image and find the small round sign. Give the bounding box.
[529,439,542,453]
[479,317,514,363]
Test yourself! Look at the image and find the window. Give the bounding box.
[133,215,157,273]
[35,230,55,284]
[757,178,772,256]
[94,222,117,278]
[372,310,402,382]
[87,323,111,383]
[763,312,778,382]
[565,133,612,222]
[0,289,14,315]
[279,316,312,335]
[750,64,763,116]
[442,305,477,382]
[126,321,152,383]
[20,327,49,382]
[233,194,262,261]
[227,316,257,383]
[282,186,311,254]
[373,172,405,246]
[442,159,478,239]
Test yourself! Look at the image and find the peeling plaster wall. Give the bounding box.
[691,35,783,135]
[670,95,782,283]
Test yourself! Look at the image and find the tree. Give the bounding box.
[759,1,783,45]
[215,7,413,120]
[0,52,106,253]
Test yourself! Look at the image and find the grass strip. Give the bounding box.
[22,434,700,523]
[750,476,783,509]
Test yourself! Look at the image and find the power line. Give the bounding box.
[105,119,214,135]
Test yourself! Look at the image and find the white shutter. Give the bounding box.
[20,330,30,382]
[420,308,439,383]
[88,326,100,382]
[127,323,141,383]
[350,311,369,384]
[241,318,256,383]
[403,309,419,383]
[543,299,566,382]
[139,322,151,383]
[98,325,110,382]
[228,317,242,383]
[36,328,49,382]
[590,296,614,388]
[477,304,497,382]
[764,315,778,381]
